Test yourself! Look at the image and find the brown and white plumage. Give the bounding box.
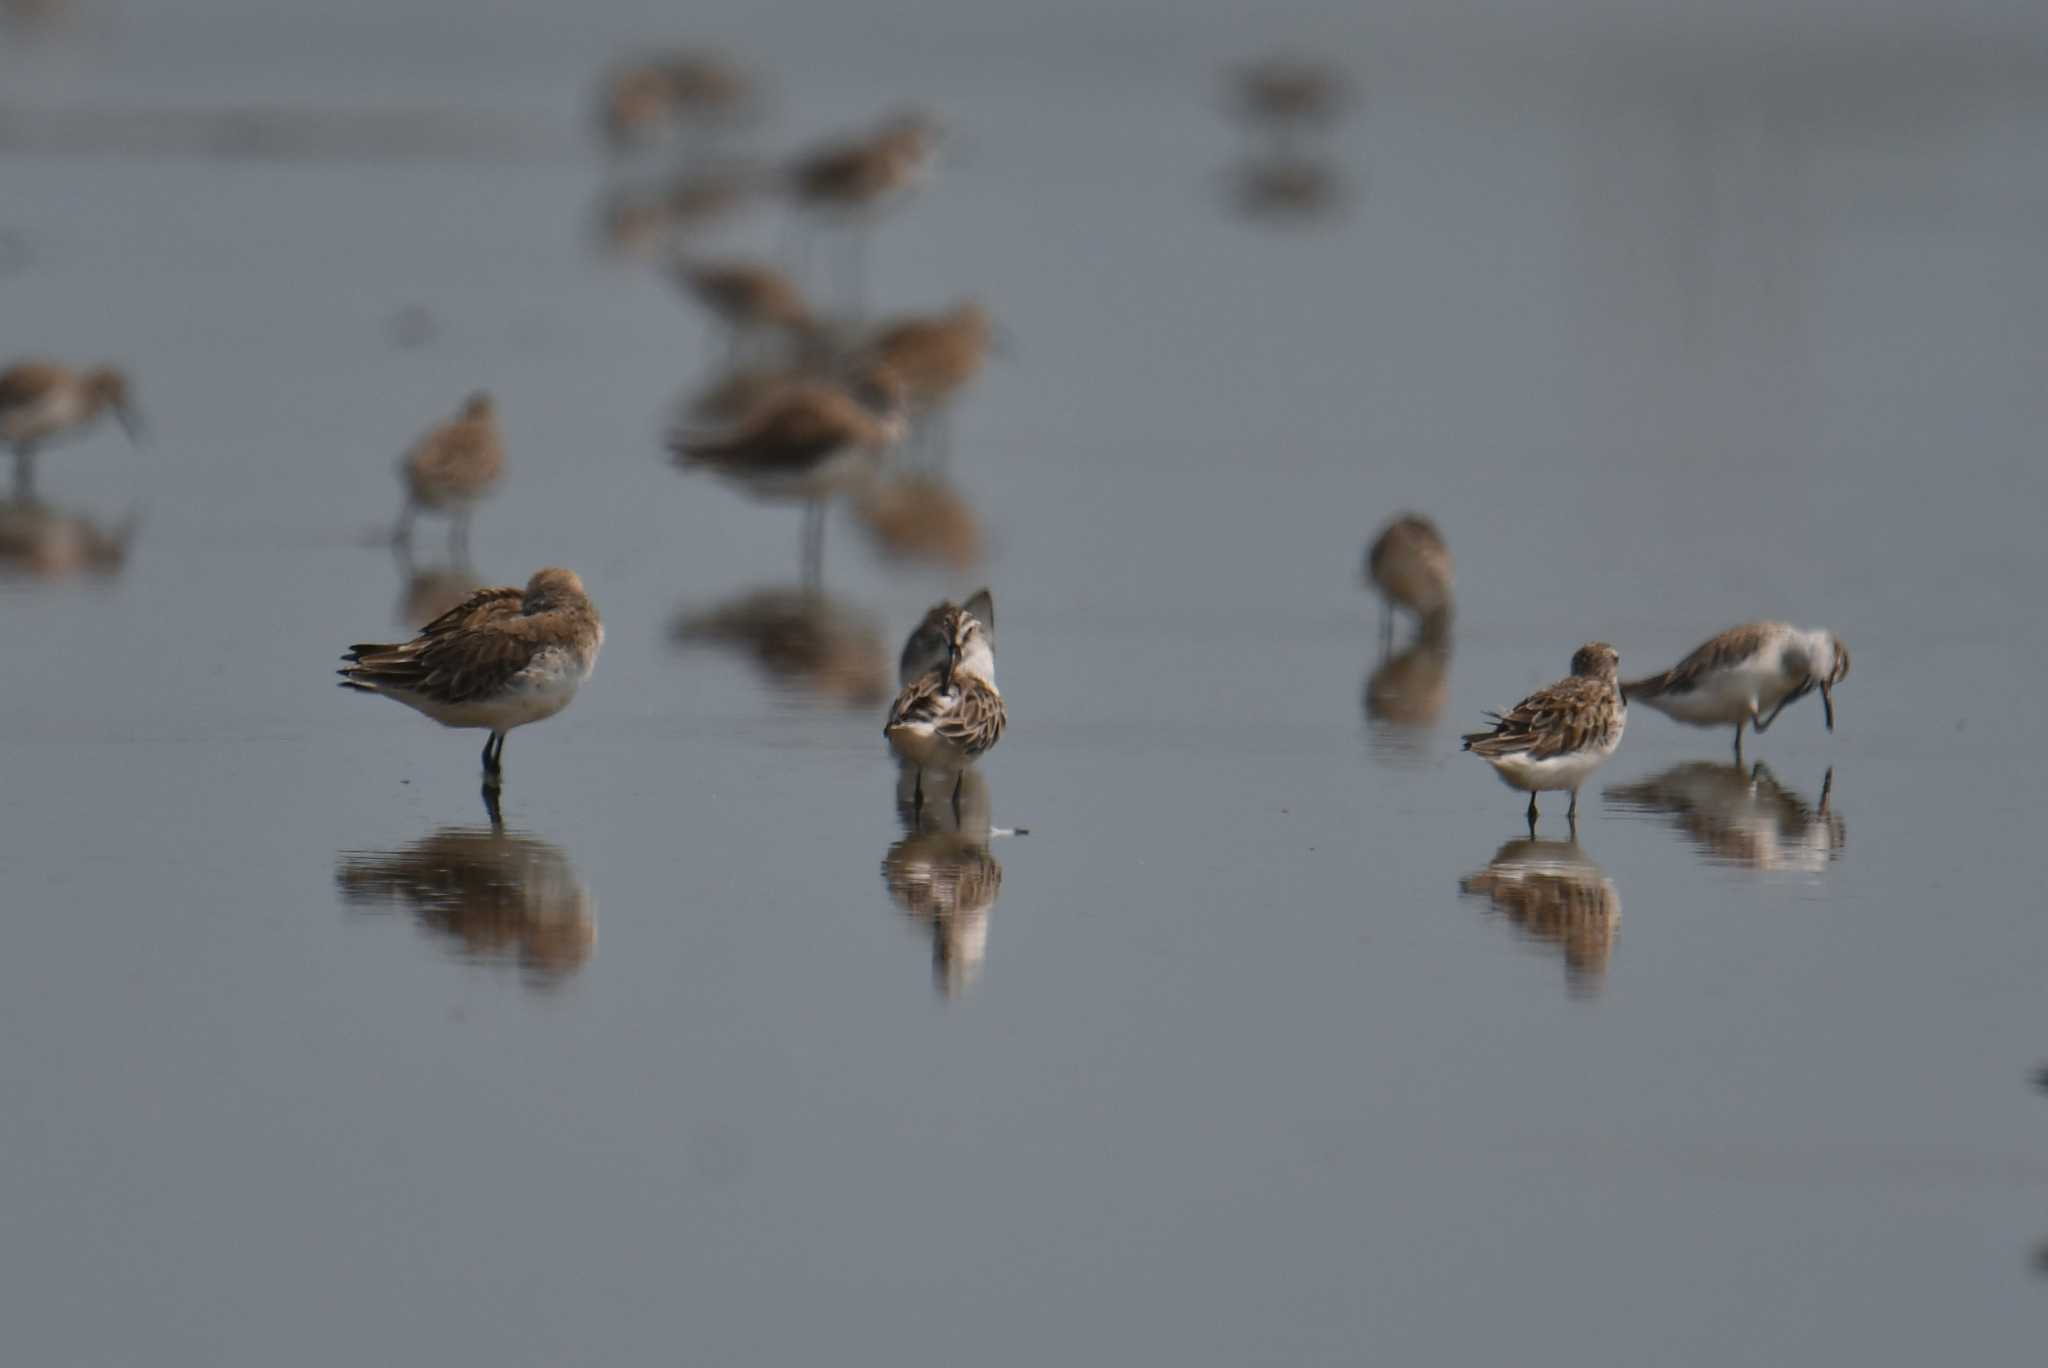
[597,51,753,151]
[0,359,141,495]
[399,391,503,548]
[861,301,992,411]
[672,371,903,500]
[789,111,941,215]
[339,567,603,782]
[672,258,813,337]
[1365,513,1453,644]
[886,590,1004,806]
[1464,642,1627,829]
[1623,622,1850,754]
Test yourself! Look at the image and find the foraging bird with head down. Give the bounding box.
[1623,622,1850,758]
[0,360,143,498]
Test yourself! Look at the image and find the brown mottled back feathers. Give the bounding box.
[0,361,66,411]
[886,672,1006,758]
[1622,622,1777,699]
[1463,675,1623,761]
[405,407,503,502]
[674,383,889,473]
[339,584,594,705]
[866,304,989,403]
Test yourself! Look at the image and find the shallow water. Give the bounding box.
[5,3,2048,1363]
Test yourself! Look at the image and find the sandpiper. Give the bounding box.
[886,589,1004,811]
[671,368,904,582]
[339,567,603,790]
[0,360,142,497]
[1623,622,1850,757]
[789,111,942,218]
[1464,642,1627,832]
[1364,513,1452,649]
[859,300,993,462]
[597,51,753,152]
[396,392,503,550]
[897,588,994,685]
[671,257,814,354]
[1229,58,1351,132]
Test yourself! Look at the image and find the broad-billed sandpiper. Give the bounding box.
[0,360,142,497]
[1623,622,1850,757]
[886,589,1004,810]
[1364,513,1452,648]
[397,391,503,551]
[1464,642,1627,832]
[339,567,603,790]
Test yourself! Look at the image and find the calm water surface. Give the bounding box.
[4,3,2047,1363]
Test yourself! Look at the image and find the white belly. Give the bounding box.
[1639,661,1795,726]
[887,720,970,771]
[1485,724,1625,794]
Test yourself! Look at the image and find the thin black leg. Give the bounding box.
[481,731,504,777]
[911,768,926,818]
[1525,791,1539,835]
[480,782,504,827]
[1732,718,1746,763]
[1567,789,1579,820]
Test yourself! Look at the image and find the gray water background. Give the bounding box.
[4,2,2048,1363]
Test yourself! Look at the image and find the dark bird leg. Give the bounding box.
[1753,691,1800,733]
[480,781,504,828]
[951,771,965,818]
[1525,792,1539,836]
[1567,788,1580,828]
[1818,766,1835,817]
[481,731,505,778]
[911,767,927,818]
[12,443,37,501]
[1732,718,1746,763]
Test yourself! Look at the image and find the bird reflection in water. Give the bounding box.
[1459,837,1620,996]
[1605,762,1842,873]
[0,498,135,579]
[335,822,595,989]
[672,587,891,710]
[1364,634,1452,763]
[853,472,983,572]
[391,540,483,630]
[882,766,1009,998]
[1225,157,1348,224]
[1362,514,1453,760]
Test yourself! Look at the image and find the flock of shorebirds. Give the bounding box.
[1366,511,1851,833]
[1,49,1849,855]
